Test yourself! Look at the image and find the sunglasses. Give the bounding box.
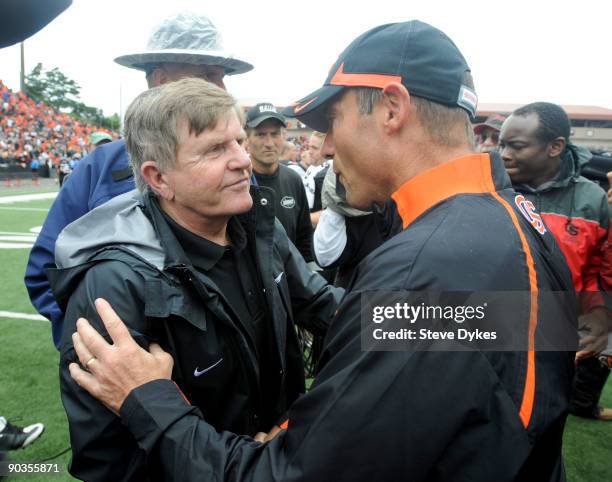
[479,131,499,144]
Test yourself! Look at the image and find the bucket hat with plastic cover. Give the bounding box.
[114,12,253,75]
[283,20,477,133]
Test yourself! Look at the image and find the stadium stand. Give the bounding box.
[0,79,114,183]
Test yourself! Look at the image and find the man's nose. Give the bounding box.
[482,137,495,147]
[321,136,334,159]
[230,143,251,169]
[500,147,512,163]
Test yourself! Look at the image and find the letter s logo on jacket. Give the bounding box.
[515,194,546,235]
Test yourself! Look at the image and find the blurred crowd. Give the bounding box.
[0,79,115,173]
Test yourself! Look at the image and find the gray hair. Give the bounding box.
[353,71,475,149]
[124,77,237,193]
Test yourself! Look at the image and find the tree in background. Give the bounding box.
[25,63,119,131]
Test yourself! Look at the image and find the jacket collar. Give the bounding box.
[143,186,276,272]
[391,152,509,229]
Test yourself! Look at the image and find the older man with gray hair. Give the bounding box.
[48,78,341,482]
[26,12,253,350]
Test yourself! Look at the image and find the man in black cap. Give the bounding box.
[246,103,313,262]
[67,20,576,481]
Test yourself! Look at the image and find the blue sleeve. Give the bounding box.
[24,140,132,348]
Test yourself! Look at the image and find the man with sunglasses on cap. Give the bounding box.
[68,20,577,481]
[25,12,253,350]
[474,114,506,153]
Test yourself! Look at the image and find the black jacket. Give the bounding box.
[254,165,314,262]
[49,187,342,482]
[111,153,577,482]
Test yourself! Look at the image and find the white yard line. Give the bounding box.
[0,311,47,321]
[0,235,37,242]
[0,207,50,212]
[0,243,34,248]
[0,192,58,204]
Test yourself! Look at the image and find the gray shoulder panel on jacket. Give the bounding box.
[55,189,165,270]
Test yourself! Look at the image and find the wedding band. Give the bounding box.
[86,357,97,367]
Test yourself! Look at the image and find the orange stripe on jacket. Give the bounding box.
[391,153,539,429]
[488,189,539,429]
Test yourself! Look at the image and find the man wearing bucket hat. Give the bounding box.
[68,20,576,481]
[25,12,253,349]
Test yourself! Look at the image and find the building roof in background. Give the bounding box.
[477,103,612,121]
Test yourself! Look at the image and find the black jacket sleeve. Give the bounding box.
[294,181,314,262]
[275,222,344,336]
[59,261,152,482]
[118,291,533,482]
[311,167,328,212]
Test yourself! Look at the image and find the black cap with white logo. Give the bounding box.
[246,103,287,128]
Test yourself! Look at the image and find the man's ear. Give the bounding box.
[548,137,566,158]
[141,161,174,200]
[380,82,411,134]
[148,67,167,88]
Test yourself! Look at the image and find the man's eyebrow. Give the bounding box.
[205,134,227,144]
[206,129,246,145]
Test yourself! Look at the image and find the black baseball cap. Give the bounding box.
[246,103,287,128]
[283,20,477,132]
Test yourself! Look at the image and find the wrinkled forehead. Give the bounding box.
[177,107,242,141]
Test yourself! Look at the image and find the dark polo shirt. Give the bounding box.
[161,212,269,363]
[254,164,314,262]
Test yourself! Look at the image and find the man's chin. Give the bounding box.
[506,170,522,182]
[346,193,373,211]
[224,192,253,216]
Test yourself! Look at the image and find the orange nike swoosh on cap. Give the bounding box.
[293,96,319,114]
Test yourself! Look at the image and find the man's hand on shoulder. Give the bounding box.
[69,298,174,414]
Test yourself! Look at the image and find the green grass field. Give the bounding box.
[0,188,610,481]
